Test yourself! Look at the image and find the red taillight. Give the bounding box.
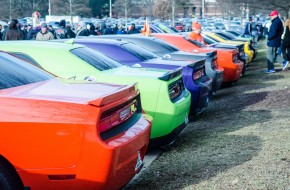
[169,79,184,100]
[233,53,238,62]
[211,58,218,69]
[99,100,138,133]
[193,68,205,80]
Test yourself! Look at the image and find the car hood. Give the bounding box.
[0,78,131,105]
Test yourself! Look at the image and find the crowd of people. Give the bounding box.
[0,19,141,41]
[1,11,289,73]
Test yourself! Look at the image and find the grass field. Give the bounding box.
[125,41,290,190]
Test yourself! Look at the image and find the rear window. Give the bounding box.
[152,39,179,52]
[0,52,52,90]
[187,38,206,47]
[215,33,230,40]
[120,43,158,61]
[217,33,233,40]
[70,47,122,71]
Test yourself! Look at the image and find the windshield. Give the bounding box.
[187,38,206,48]
[217,33,234,40]
[203,35,219,44]
[156,23,177,33]
[215,33,230,40]
[70,47,122,71]
[120,43,158,61]
[0,52,52,90]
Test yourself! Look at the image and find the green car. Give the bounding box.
[0,41,191,147]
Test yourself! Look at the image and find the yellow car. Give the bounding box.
[203,31,254,63]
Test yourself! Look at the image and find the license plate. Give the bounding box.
[185,114,189,125]
[120,107,131,120]
[135,151,143,171]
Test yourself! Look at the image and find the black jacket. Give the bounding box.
[267,17,284,47]
[283,27,290,48]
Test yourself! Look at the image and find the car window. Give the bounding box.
[84,43,141,63]
[120,43,158,61]
[152,39,179,52]
[9,52,42,68]
[215,33,230,40]
[70,47,122,71]
[187,38,206,47]
[217,33,233,40]
[0,52,53,90]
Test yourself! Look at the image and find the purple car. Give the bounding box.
[56,39,212,115]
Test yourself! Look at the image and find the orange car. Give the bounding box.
[0,51,152,190]
[151,33,244,83]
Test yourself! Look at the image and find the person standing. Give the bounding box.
[265,10,284,73]
[128,23,140,34]
[243,17,253,37]
[116,23,127,34]
[280,18,290,70]
[0,24,3,41]
[76,21,90,37]
[5,21,23,40]
[35,22,54,41]
[188,21,205,44]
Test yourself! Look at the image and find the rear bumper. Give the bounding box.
[222,60,244,82]
[149,89,191,144]
[204,59,224,92]
[19,116,152,190]
[149,121,187,148]
[189,76,212,114]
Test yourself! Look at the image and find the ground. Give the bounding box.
[124,41,290,190]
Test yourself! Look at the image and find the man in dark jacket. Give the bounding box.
[76,21,90,37]
[128,23,140,34]
[243,17,252,37]
[55,20,75,39]
[0,24,3,41]
[5,21,23,40]
[265,10,284,73]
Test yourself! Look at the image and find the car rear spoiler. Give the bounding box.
[187,59,206,70]
[88,83,138,107]
[159,67,183,81]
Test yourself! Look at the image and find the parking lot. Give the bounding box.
[125,41,290,190]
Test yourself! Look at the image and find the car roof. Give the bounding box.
[71,38,127,46]
[0,41,84,50]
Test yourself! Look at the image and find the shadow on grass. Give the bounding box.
[124,108,271,190]
[125,134,261,190]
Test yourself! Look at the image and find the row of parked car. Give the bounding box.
[0,29,257,189]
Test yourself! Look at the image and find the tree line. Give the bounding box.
[0,0,289,21]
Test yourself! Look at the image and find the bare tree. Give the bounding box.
[248,0,290,18]
[51,0,92,17]
[153,0,171,20]
[140,0,155,17]
[114,0,133,29]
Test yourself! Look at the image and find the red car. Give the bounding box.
[0,51,152,190]
[152,33,244,83]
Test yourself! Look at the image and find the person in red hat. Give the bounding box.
[265,9,284,73]
[189,21,205,45]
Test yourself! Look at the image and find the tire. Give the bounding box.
[241,61,247,76]
[0,159,24,190]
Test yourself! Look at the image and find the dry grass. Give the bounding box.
[124,41,290,190]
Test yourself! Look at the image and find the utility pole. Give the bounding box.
[70,0,73,26]
[9,0,12,20]
[48,0,51,15]
[109,0,112,18]
[202,0,205,18]
[172,0,175,27]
